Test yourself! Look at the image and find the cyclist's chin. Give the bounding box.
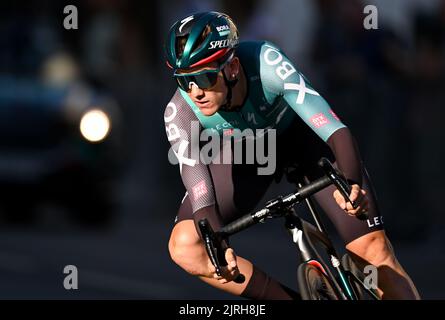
[198,103,220,116]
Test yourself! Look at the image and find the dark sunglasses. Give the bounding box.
[174,59,230,92]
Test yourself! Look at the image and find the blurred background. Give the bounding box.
[0,0,443,299]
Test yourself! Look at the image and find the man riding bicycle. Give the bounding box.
[164,11,420,300]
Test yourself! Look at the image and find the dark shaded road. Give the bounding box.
[0,204,442,299]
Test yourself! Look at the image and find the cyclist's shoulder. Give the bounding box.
[239,40,301,76]
[236,40,286,66]
[164,89,197,125]
[237,40,285,55]
[238,41,298,88]
[240,40,302,96]
[237,40,266,53]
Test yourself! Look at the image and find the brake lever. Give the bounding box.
[337,175,369,220]
[199,219,223,276]
[335,172,358,209]
[318,158,368,220]
[198,219,245,283]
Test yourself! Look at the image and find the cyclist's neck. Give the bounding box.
[224,63,248,111]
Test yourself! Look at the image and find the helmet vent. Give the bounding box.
[175,35,188,59]
[191,25,212,54]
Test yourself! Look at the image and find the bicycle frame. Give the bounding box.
[200,158,379,300]
[287,173,379,300]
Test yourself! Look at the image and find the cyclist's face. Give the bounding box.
[176,61,232,116]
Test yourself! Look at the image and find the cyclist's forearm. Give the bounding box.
[327,127,363,187]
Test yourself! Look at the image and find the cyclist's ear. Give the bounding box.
[225,56,240,79]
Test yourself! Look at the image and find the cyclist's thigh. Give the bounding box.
[311,165,385,245]
[175,161,276,225]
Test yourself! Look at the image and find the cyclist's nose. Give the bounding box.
[190,83,204,98]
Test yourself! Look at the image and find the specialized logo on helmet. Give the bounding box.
[179,15,194,33]
[209,38,239,49]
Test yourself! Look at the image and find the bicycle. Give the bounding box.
[198,157,380,300]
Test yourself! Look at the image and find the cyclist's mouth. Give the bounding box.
[195,101,211,108]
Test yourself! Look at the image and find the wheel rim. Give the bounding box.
[307,267,338,300]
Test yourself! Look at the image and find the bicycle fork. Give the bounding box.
[284,211,358,300]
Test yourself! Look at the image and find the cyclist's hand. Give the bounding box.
[333,184,369,217]
[208,248,240,284]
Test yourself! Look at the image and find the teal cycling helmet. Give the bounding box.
[165,11,239,72]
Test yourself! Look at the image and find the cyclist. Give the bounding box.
[164,11,420,300]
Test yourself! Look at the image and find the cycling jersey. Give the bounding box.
[164,41,383,244]
[175,41,345,139]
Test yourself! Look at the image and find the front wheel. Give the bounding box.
[297,262,340,300]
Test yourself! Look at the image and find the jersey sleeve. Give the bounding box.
[164,90,216,214]
[259,42,346,142]
[258,42,364,186]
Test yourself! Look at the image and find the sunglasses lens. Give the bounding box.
[195,72,218,89]
[175,77,189,91]
[175,71,219,91]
